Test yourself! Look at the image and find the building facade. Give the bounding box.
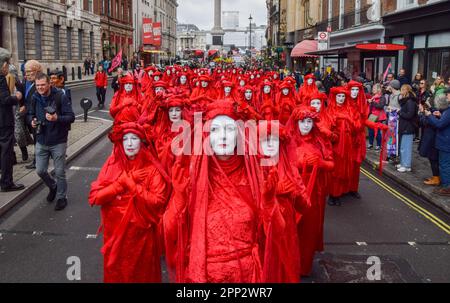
[1,0,102,80]
[176,24,207,58]
[132,0,155,55]
[155,0,177,62]
[96,0,134,62]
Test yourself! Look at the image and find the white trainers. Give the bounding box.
[397,166,412,172]
[396,164,402,169]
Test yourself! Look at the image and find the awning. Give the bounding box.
[306,43,407,56]
[142,50,167,54]
[291,40,318,58]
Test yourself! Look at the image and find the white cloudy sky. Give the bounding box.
[177,0,267,29]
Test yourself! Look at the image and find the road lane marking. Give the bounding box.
[82,116,113,123]
[75,109,96,118]
[86,234,98,239]
[69,166,101,172]
[356,242,368,246]
[361,167,450,235]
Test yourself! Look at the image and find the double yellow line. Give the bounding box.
[360,167,450,235]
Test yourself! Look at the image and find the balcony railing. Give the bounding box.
[315,6,373,33]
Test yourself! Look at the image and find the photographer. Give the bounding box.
[27,72,75,211]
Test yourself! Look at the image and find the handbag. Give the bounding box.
[368,113,379,122]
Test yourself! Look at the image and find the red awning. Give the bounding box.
[291,40,318,58]
[194,50,204,56]
[208,49,219,56]
[355,43,407,51]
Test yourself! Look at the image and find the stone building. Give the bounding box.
[1,0,102,80]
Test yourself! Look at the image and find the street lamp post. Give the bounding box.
[248,14,253,51]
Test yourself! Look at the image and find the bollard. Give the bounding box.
[77,66,82,80]
[80,98,93,122]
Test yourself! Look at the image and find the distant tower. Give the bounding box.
[211,0,225,48]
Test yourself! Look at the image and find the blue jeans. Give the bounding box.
[439,151,450,188]
[368,127,382,147]
[35,142,68,200]
[400,134,414,168]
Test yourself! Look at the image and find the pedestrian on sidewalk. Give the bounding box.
[396,84,418,173]
[111,68,124,93]
[367,83,387,150]
[419,100,440,186]
[425,91,450,196]
[49,70,71,101]
[386,79,402,163]
[84,58,90,76]
[27,72,75,210]
[0,47,25,192]
[23,60,43,170]
[94,66,107,109]
[90,59,95,75]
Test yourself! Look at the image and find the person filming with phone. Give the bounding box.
[27,72,75,211]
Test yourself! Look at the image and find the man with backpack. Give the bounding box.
[27,72,75,211]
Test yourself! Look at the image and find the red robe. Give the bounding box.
[88,145,168,282]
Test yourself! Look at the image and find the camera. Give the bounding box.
[44,106,57,115]
[34,119,45,135]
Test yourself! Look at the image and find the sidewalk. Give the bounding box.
[65,74,114,89]
[364,142,450,215]
[0,117,113,217]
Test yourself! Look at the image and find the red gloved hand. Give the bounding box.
[131,169,147,184]
[304,153,320,166]
[263,168,279,208]
[117,171,136,191]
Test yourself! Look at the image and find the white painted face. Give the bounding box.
[310,99,321,112]
[263,85,271,94]
[201,81,208,88]
[168,106,182,123]
[298,118,314,136]
[180,75,187,85]
[123,133,141,159]
[167,70,171,75]
[240,80,245,87]
[124,83,133,93]
[245,89,253,100]
[350,87,360,99]
[273,74,278,79]
[224,86,232,94]
[148,71,154,76]
[155,86,165,94]
[233,69,236,74]
[250,75,255,79]
[282,88,290,96]
[257,74,261,78]
[172,68,176,73]
[260,134,280,157]
[209,115,237,156]
[154,75,160,81]
[307,78,313,85]
[336,93,346,106]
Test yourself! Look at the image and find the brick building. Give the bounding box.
[0,0,102,80]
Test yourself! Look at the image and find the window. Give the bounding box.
[35,21,42,60]
[54,25,60,60]
[78,29,83,60]
[116,1,119,19]
[328,0,332,25]
[397,0,418,10]
[121,3,124,21]
[17,18,25,60]
[355,0,361,25]
[90,32,94,57]
[67,27,72,60]
[339,0,344,30]
[88,0,93,12]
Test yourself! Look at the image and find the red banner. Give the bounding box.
[108,49,123,73]
[143,18,153,45]
[152,22,162,46]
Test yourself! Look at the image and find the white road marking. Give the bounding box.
[408,242,417,246]
[32,231,43,236]
[70,166,101,172]
[98,110,110,113]
[356,242,368,246]
[86,234,98,239]
[75,109,96,118]
[83,116,112,123]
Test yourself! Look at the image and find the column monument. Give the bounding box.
[211,0,225,49]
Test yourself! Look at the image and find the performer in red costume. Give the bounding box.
[109,73,143,125]
[276,81,297,125]
[326,87,360,205]
[285,106,334,276]
[258,119,309,282]
[258,79,277,116]
[297,74,319,106]
[89,122,169,282]
[177,72,191,95]
[163,100,290,283]
[217,80,238,101]
[190,75,217,111]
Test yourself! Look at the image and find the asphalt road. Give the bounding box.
[0,86,449,283]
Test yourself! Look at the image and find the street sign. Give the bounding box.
[318,32,329,50]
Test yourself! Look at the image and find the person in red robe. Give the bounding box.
[276,81,297,125]
[177,72,191,95]
[297,74,319,106]
[285,106,334,276]
[88,122,169,282]
[326,87,360,205]
[189,75,217,112]
[163,99,289,283]
[258,119,309,282]
[109,73,143,125]
[258,79,278,117]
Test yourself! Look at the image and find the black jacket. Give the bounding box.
[27,87,75,146]
[398,95,418,135]
[418,110,438,161]
[0,75,18,129]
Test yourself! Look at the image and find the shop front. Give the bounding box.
[383,0,450,81]
[306,43,406,82]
